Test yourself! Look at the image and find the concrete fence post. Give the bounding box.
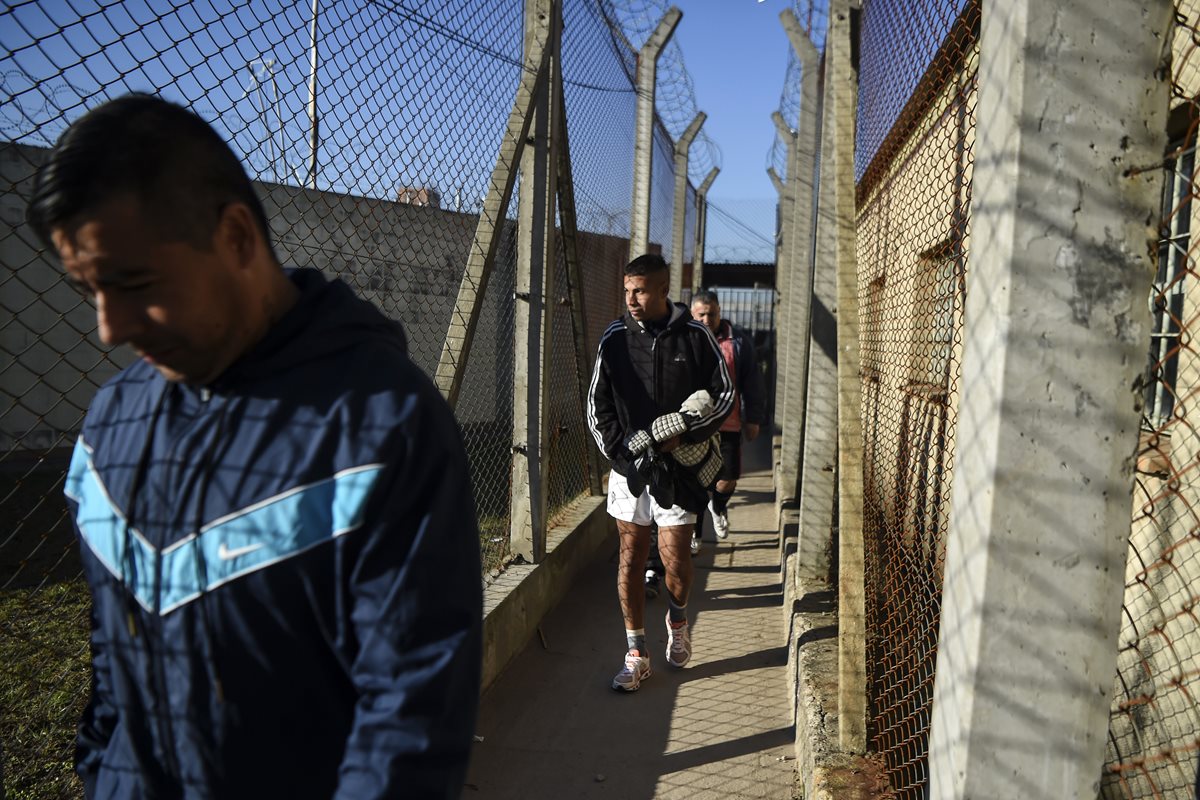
[792,0,846,746]
[777,10,821,511]
[434,18,550,409]
[821,0,867,753]
[510,0,561,563]
[629,7,681,261]
[927,0,1171,796]
[671,112,706,300]
[692,166,719,294]
[771,113,797,449]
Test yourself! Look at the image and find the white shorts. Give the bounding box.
[606,469,697,527]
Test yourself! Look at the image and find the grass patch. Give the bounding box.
[1,581,90,800]
[479,514,510,573]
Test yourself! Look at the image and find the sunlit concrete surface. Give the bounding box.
[465,437,796,799]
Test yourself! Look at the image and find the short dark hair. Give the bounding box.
[28,93,273,252]
[624,252,669,278]
[692,289,720,307]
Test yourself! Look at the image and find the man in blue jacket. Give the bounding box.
[28,93,482,799]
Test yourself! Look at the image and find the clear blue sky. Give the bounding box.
[669,0,793,204]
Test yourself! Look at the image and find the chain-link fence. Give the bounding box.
[848,0,1200,795]
[767,0,1199,793]
[704,197,778,265]
[853,0,976,794]
[0,0,711,795]
[1101,2,1200,796]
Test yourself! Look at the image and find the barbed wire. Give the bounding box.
[596,0,723,185]
[767,0,828,182]
[705,198,776,264]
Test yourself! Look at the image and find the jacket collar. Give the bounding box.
[625,301,688,334]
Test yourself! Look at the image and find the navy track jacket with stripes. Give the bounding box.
[587,302,735,512]
[65,268,482,799]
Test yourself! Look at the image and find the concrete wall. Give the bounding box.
[855,30,976,578]
[1,142,507,449]
[2,141,644,451]
[1,143,131,454]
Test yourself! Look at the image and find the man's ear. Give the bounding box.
[214,202,261,269]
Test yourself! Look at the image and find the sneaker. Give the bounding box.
[645,569,660,599]
[709,500,730,539]
[612,649,652,692]
[665,613,691,668]
[690,533,701,556]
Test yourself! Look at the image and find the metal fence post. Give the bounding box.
[692,166,719,294]
[629,7,681,261]
[306,0,319,188]
[510,0,560,563]
[670,112,705,299]
[927,0,1171,795]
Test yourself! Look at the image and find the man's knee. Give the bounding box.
[616,522,652,559]
[715,479,736,494]
[656,525,693,558]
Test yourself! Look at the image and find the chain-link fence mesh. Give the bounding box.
[854,0,977,794]
[1101,2,1200,796]
[546,238,591,524]
[562,0,637,353]
[0,0,707,794]
[705,197,778,265]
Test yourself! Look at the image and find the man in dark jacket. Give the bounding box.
[587,254,733,692]
[29,94,482,799]
[690,290,768,540]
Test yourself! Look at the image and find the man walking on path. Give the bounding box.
[691,290,767,540]
[587,254,734,692]
[31,94,482,799]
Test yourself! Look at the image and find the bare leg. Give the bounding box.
[657,524,695,609]
[616,520,652,632]
[715,479,737,495]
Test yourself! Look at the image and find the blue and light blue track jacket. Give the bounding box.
[64,268,483,799]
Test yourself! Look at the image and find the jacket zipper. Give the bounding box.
[152,386,213,784]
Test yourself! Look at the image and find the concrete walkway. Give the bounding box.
[465,438,796,799]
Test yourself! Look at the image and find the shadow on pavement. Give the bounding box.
[465,434,795,800]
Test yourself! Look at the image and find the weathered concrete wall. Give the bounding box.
[1,143,544,450]
[855,36,976,553]
[2,141,646,452]
[0,143,131,454]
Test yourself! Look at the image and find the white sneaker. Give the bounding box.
[709,500,729,539]
[665,614,691,668]
[612,649,652,692]
[690,533,701,556]
[644,569,660,599]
